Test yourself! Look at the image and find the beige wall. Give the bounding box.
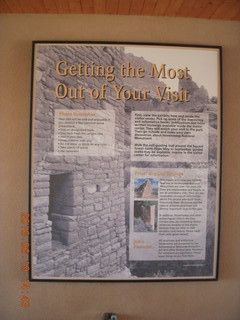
[0,14,240,320]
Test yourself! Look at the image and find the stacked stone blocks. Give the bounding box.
[33,45,126,277]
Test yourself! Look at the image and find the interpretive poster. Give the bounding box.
[30,42,222,281]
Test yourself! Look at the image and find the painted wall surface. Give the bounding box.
[0,14,240,320]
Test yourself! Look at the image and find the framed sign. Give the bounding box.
[30,42,222,281]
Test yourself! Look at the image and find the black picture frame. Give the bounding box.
[29,41,222,282]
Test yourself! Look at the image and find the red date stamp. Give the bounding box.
[20,212,30,308]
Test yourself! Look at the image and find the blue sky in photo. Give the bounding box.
[134,178,158,189]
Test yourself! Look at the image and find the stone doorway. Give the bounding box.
[49,172,72,243]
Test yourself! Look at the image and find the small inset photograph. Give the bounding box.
[134,200,158,232]
[134,178,158,199]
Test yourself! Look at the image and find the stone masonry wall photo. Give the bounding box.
[32,45,127,278]
[32,43,220,280]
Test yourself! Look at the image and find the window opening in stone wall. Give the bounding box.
[49,173,72,245]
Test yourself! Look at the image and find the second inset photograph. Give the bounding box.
[134,200,158,232]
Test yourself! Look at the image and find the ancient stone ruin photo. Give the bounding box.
[133,200,158,232]
[31,43,221,280]
[134,178,158,199]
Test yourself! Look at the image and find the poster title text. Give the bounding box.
[55,61,190,102]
